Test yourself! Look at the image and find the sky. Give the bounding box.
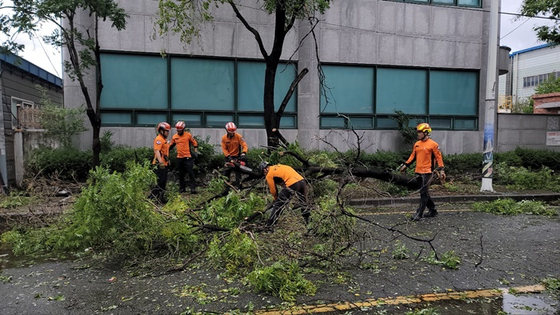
[8,0,557,79]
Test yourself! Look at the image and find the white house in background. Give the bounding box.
[499,44,560,110]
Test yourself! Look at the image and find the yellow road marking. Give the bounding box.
[253,284,545,314]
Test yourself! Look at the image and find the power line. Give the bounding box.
[500,17,530,40]
[31,30,61,77]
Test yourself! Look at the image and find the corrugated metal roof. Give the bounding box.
[535,101,560,109]
[0,53,62,87]
[510,43,552,57]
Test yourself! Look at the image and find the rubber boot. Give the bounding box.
[411,209,424,221]
[424,209,438,218]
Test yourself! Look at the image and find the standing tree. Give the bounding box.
[0,0,127,167]
[521,0,560,44]
[156,0,331,147]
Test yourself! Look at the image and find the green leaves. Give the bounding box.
[521,0,560,44]
[535,73,560,94]
[247,260,316,301]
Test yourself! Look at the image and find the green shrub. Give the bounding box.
[2,162,204,258]
[495,162,560,191]
[25,147,92,180]
[472,199,557,216]
[190,135,223,175]
[443,153,482,176]
[207,229,258,273]
[535,74,560,95]
[495,150,523,167]
[512,147,560,171]
[59,162,163,253]
[199,191,267,229]
[247,261,316,301]
[100,146,153,173]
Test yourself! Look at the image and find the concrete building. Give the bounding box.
[66,0,505,156]
[0,53,63,189]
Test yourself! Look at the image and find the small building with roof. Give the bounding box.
[0,53,63,191]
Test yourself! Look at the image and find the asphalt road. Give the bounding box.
[1,206,559,314]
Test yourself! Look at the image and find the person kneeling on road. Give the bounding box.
[259,162,310,227]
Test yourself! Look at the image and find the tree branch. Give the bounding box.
[227,0,269,60]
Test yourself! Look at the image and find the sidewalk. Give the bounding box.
[1,195,559,314]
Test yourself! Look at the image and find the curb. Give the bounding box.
[348,193,560,208]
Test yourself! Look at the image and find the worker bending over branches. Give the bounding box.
[259,162,310,227]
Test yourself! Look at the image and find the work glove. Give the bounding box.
[398,164,407,173]
[438,170,446,181]
[238,153,247,162]
[436,168,446,181]
[158,162,167,169]
[191,151,198,160]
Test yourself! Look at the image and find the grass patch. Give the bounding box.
[472,199,558,216]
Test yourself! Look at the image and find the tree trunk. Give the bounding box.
[264,60,279,148]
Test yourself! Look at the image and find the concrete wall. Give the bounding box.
[497,113,560,152]
[66,0,491,156]
[101,113,560,156]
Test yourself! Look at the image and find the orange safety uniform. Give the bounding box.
[221,133,248,157]
[404,138,444,174]
[153,134,170,166]
[171,132,198,158]
[265,164,304,200]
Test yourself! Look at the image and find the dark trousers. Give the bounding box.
[415,173,435,215]
[177,157,196,192]
[222,157,242,186]
[150,166,168,203]
[267,180,310,226]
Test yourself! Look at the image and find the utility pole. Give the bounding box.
[481,0,499,192]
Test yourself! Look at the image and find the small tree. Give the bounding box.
[1,0,128,167]
[535,74,560,95]
[390,110,420,146]
[156,0,331,147]
[511,97,534,114]
[37,86,87,148]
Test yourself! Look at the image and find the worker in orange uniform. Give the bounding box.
[399,123,445,221]
[150,122,171,204]
[170,121,198,194]
[259,162,310,226]
[221,122,248,187]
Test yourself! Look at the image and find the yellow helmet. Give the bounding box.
[416,123,432,135]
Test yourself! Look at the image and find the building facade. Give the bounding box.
[499,44,560,106]
[66,0,499,156]
[0,53,63,189]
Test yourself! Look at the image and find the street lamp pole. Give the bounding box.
[481,0,500,192]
